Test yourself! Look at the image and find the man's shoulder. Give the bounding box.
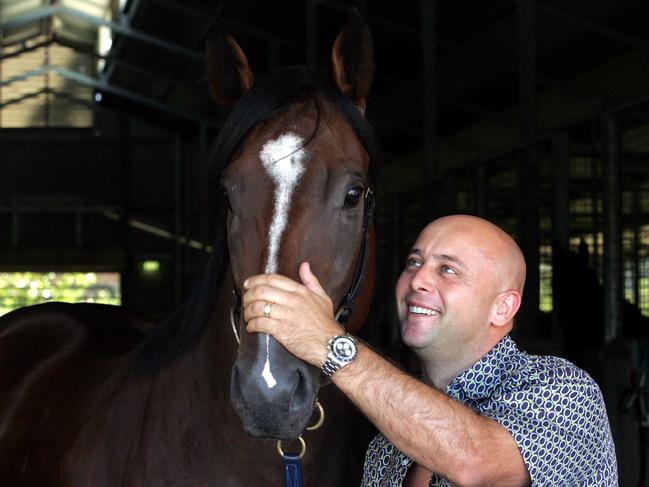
[500,341,597,389]
[493,349,607,416]
[525,353,595,383]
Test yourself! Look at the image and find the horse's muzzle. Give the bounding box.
[230,334,317,440]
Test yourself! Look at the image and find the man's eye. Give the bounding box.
[440,265,456,274]
[406,258,421,268]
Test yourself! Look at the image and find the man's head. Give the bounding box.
[396,214,526,365]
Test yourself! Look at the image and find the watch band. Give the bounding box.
[321,359,340,377]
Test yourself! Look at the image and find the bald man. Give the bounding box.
[243,215,618,486]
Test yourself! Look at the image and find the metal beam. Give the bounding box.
[1,31,48,50]
[0,88,48,110]
[421,0,437,184]
[224,19,295,50]
[0,38,54,61]
[102,210,212,252]
[0,66,49,86]
[1,35,204,97]
[1,6,204,61]
[0,88,208,135]
[46,88,171,130]
[551,132,570,252]
[148,0,212,19]
[0,64,213,125]
[0,87,183,133]
[0,33,95,60]
[174,131,185,299]
[516,0,541,323]
[535,1,649,52]
[99,0,143,83]
[602,113,622,342]
[305,0,319,68]
[452,4,513,42]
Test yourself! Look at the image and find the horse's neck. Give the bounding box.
[187,266,240,392]
[135,265,361,484]
[89,274,242,483]
[152,266,240,423]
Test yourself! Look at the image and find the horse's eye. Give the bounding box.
[343,185,364,209]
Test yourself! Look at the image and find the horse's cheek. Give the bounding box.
[337,208,365,274]
[227,213,244,282]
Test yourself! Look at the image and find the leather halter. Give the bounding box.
[333,187,375,325]
[230,187,375,343]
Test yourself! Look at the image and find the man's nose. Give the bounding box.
[410,266,434,293]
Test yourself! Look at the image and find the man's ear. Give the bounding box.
[205,19,254,107]
[491,291,522,327]
[331,8,374,113]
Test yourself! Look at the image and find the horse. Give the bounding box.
[0,11,379,486]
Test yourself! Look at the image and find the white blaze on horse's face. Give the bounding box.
[259,131,309,389]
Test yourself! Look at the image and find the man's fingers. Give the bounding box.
[244,273,302,293]
[243,300,286,323]
[242,284,293,308]
[247,316,273,334]
[299,262,328,298]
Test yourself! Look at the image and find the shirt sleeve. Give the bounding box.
[480,363,618,486]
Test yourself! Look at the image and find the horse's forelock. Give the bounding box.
[207,67,380,200]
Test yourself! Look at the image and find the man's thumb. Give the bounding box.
[299,262,327,297]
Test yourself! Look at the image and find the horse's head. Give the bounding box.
[206,12,376,439]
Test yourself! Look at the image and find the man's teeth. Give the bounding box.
[409,306,439,316]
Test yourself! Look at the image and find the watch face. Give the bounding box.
[333,336,357,362]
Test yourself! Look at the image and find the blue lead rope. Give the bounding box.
[283,453,305,487]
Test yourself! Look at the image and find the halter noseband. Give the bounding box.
[230,187,375,343]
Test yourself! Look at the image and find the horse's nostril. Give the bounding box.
[291,369,309,408]
[230,364,244,402]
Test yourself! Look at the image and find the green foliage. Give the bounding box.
[0,272,121,317]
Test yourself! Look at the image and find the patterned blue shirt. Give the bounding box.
[361,335,618,486]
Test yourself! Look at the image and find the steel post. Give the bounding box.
[602,114,622,342]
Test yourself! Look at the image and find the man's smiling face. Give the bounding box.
[395,216,514,358]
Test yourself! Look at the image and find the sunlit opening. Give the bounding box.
[0,272,121,317]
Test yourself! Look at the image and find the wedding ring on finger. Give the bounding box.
[263,301,274,319]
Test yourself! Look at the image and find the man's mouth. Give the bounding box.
[408,305,440,316]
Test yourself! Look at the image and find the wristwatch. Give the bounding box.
[321,334,358,377]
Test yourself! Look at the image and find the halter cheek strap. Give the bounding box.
[334,187,375,325]
[230,304,241,345]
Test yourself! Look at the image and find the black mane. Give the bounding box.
[134,66,381,374]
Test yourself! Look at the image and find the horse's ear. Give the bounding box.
[331,9,374,113]
[206,20,254,107]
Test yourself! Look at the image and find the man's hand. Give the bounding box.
[243,262,345,367]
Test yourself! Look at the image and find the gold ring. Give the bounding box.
[276,436,306,459]
[263,301,273,319]
[306,400,325,431]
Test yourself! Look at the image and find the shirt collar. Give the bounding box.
[446,335,525,401]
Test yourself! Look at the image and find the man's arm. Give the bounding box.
[332,341,529,487]
[243,265,530,487]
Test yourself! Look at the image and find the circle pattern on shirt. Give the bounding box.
[359,335,618,487]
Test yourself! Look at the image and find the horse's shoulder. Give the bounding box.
[0,303,156,482]
[0,302,150,360]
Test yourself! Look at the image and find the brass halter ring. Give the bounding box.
[276,435,306,459]
[275,400,325,459]
[306,400,325,431]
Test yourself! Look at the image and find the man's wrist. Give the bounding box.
[321,334,358,377]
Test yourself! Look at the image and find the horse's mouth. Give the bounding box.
[233,399,312,441]
[230,359,317,440]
